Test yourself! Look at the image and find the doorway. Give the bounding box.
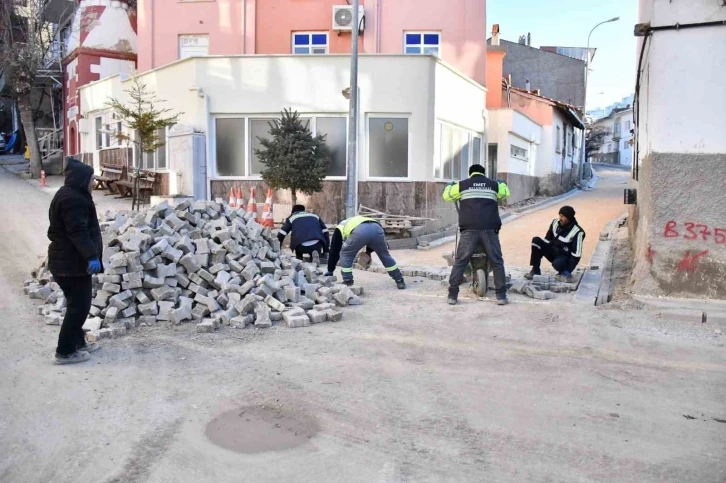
[487,144,498,177]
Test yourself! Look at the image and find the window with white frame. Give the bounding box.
[435,122,483,180]
[292,32,328,54]
[368,117,409,178]
[556,126,562,153]
[95,116,103,150]
[404,32,440,57]
[179,35,209,59]
[141,126,171,170]
[510,144,528,161]
[215,116,347,178]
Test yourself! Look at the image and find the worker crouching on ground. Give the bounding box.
[47,158,104,365]
[325,215,406,289]
[277,205,330,263]
[525,205,586,280]
[443,164,510,306]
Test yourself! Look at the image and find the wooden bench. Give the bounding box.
[114,169,158,209]
[94,164,126,193]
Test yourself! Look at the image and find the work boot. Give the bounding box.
[54,350,91,365]
[447,297,457,306]
[396,279,406,290]
[523,268,541,280]
[343,279,354,287]
[358,252,372,270]
[77,341,101,353]
[496,298,510,306]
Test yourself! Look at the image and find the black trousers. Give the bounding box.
[294,241,324,260]
[54,275,92,356]
[530,237,569,273]
[449,230,507,299]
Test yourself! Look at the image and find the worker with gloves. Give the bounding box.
[325,215,406,289]
[525,206,586,280]
[47,158,104,365]
[277,205,330,262]
[443,164,510,306]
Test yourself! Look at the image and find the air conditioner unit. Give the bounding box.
[333,5,365,32]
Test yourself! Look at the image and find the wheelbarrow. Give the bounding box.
[453,202,490,297]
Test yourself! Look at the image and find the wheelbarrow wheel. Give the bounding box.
[473,269,488,297]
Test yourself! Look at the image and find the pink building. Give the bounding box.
[136,0,486,86]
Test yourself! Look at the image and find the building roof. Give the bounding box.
[508,84,585,129]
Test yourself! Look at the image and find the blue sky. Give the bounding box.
[486,0,638,110]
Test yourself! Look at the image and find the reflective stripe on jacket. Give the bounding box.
[278,211,330,251]
[442,173,510,231]
[336,215,379,239]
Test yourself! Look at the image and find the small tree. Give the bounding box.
[0,0,68,177]
[106,78,180,209]
[585,125,609,160]
[255,109,331,205]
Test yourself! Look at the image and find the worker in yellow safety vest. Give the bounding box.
[325,215,406,289]
[443,164,510,306]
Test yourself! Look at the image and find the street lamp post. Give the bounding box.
[580,16,619,183]
[345,0,360,219]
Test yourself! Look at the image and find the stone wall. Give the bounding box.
[497,172,538,204]
[210,180,458,232]
[630,152,726,299]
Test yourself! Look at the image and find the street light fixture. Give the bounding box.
[579,16,620,183]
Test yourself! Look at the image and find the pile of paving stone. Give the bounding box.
[509,274,580,300]
[24,200,364,340]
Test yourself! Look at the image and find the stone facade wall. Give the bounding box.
[210,180,458,232]
[631,152,726,299]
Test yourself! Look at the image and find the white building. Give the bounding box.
[78,54,487,228]
[630,0,726,299]
[588,106,633,166]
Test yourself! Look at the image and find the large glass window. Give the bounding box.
[369,118,408,178]
[292,32,328,55]
[404,32,441,57]
[316,117,346,177]
[216,119,246,177]
[249,119,272,176]
[436,123,483,180]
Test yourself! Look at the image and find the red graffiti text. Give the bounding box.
[663,221,726,244]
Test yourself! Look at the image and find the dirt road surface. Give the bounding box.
[394,164,631,270]
[1,166,724,483]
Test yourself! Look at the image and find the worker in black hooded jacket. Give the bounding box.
[47,158,104,365]
[525,205,586,280]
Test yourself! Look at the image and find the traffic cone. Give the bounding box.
[261,188,274,228]
[228,187,237,208]
[40,170,47,187]
[236,187,244,211]
[247,187,258,222]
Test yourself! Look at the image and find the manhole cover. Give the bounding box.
[205,405,319,453]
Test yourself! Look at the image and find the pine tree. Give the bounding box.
[106,78,180,209]
[255,109,331,205]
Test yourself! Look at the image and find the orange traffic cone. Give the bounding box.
[236,187,244,211]
[228,187,237,207]
[261,189,274,228]
[247,186,258,222]
[40,170,47,187]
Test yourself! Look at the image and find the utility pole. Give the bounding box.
[345,0,360,219]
